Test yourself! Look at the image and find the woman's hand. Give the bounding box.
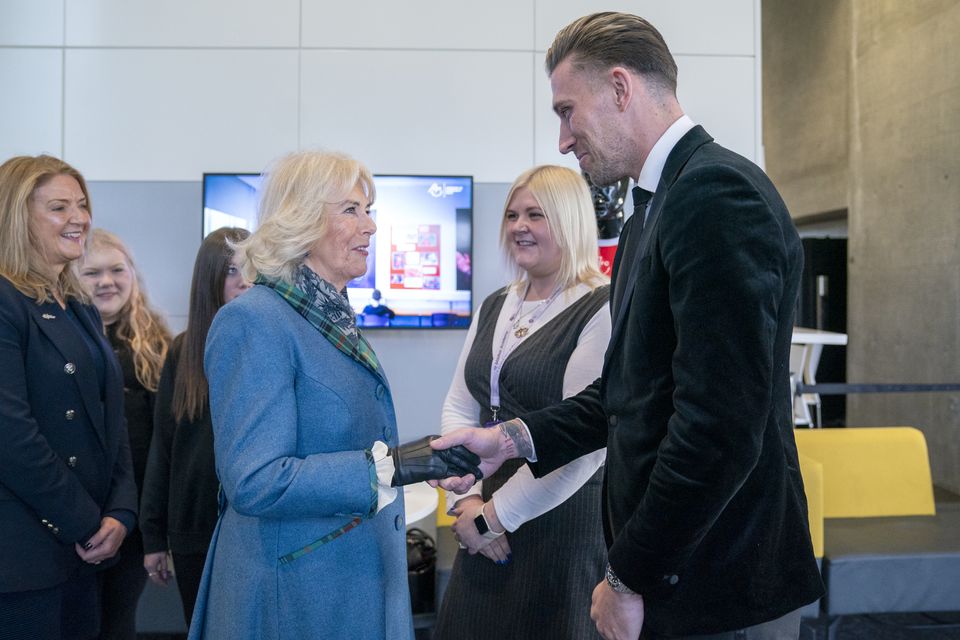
[75,516,127,564]
[143,551,173,585]
[450,495,489,554]
[479,534,512,565]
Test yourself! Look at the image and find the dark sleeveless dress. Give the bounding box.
[433,285,610,640]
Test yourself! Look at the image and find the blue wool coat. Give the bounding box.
[189,285,413,640]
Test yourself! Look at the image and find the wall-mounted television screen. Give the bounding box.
[202,173,473,328]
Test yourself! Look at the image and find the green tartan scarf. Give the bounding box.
[255,273,383,381]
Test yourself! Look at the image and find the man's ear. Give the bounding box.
[610,66,633,111]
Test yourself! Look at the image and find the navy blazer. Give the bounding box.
[0,276,137,593]
[525,127,823,636]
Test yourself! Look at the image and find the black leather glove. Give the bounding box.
[390,435,483,487]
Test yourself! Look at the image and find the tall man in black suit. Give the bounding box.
[433,12,823,640]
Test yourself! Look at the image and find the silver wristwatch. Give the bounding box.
[605,564,636,594]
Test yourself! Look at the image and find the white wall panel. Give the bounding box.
[535,0,755,56]
[0,0,63,45]
[0,49,62,159]
[300,50,533,182]
[676,55,756,162]
[533,65,581,171]
[64,49,299,180]
[65,0,299,47]
[302,0,533,50]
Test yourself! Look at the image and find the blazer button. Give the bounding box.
[41,519,49,524]
[376,385,385,400]
[67,456,78,467]
[64,362,76,374]
[52,527,60,535]
[665,574,679,585]
[608,415,619,426]
[65,409,76,420]
[383,427,393,440]
[394,515,403,531]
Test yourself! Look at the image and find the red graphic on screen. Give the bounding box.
[390,224,441,290]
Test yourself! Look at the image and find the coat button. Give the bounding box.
[383,427,393,440]
[609,415,619,426]
[41,519,49,524]
[665,574,679,585]
[394,515,403,531]
[67,456,77,467]
[376,385,385,399]
[52,527,60,535]
[65,409,76,420]
[64,363,76,374]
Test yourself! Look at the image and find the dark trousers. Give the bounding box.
[644,608,803,640]
[172,552,207,627]
[97,533,147,640]
[0,572,100,640]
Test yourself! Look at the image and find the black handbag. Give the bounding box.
[406,527,437,614]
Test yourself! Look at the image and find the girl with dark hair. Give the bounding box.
[77,228,172,639]
[139,227,250,625]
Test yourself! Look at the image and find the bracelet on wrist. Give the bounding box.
[605,563,637,595]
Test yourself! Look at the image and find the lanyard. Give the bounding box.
[488,282,562,423]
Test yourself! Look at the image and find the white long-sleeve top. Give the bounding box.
[441,281,610,532]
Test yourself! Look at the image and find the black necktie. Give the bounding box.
[632,185,654,233]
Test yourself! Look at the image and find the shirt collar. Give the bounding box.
[636,114,696,193]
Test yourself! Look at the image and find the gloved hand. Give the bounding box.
[391,435,483,487]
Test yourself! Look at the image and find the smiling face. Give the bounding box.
[504,186,562,284]
[551,58,633,186]
[78,245,133,325]
[303,183,376,290]
[28,174,91,280]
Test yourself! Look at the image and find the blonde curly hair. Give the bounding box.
[79,229,171,391]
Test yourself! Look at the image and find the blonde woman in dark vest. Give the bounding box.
[434,165,610,640]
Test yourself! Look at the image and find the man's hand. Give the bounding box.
[75,516,127,565]
[591,579,645,640]
[430,426,514,493]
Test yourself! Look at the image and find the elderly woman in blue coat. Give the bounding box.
[189,150,479,640]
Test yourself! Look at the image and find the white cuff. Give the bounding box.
[513,418,538,462]
[372,441,398,513]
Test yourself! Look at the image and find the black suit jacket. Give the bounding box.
[525,126,823,635]
[0,276,137,592]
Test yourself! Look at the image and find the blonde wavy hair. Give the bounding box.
[500,165,607,292]
[78,229,171,391]
[0,154,92,303]
[235,150,376,285]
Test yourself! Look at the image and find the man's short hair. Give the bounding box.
[545,12,678,94]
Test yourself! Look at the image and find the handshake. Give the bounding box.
[390,435,483,487]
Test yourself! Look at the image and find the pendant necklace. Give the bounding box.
[509,281,563,338]
[489,281,565,423]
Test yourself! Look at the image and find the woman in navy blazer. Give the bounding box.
[0,155,137,640]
